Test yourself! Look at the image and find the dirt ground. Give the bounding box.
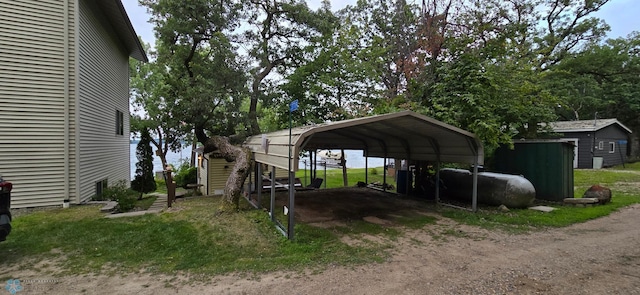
[3,188,640,294]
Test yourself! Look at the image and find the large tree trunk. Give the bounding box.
[196,128,251,211]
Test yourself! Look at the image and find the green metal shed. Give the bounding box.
[494,140,574,202]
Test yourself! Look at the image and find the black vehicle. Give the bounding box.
[0,176,12,242]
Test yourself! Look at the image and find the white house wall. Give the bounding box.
[207,156,234,195]
[77,0,130,203]
[0,0,68,208]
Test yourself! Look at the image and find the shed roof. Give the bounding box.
[96,0,148,62]
[550,118,632,134]
[245,111,484,171]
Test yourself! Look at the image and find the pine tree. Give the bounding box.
[131,128,157,199]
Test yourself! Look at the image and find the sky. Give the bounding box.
[122,0,639,49]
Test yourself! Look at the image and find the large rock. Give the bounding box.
[583,185,612,204]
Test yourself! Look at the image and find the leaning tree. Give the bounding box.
[142,0,251,210]
[141,0,337,210]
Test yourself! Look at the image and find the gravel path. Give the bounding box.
[208,204,640,295]
[5,204,640,294]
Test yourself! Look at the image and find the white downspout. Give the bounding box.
[63,0,70,203]
[75,0,81,203]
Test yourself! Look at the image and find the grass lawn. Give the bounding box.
[136,195,158,210]
[296,166,394,190]
[0,196,387,277]
[1,165,639,277]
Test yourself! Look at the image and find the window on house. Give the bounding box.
[609,142,615,153]
[116,110,124,135]
[95,179,108,198]
[598,141,604,150]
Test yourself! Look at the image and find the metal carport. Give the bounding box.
[244,110,484,239]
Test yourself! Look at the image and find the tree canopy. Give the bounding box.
[135,0,640,206]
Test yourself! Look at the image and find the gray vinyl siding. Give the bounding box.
[594,125,629,167]
[570,132,595,169]
[77,0,130,203]
[562,125,630,169]
[0,0,67,208]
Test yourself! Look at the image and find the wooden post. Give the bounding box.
[165,167,175,208]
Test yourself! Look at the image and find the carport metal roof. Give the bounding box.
[245,110,484,171]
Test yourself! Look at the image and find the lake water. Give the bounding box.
[129,144,385,179]
[129,144,193,179]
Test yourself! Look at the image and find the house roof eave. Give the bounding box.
[98,0,149,62]
[550,119,632,134]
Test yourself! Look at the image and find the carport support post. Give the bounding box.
[288,170,295,240]
[288,105,295,240]
[257,163,262,208]
[365,155,368,184]
[405,159,410,195]
[472,158,478,212]
[323,163,327,189]
[248,165,252,198]
[435,162,440,203]
[383,158,387,192]
[312,150,317,181]
[270,166,276,222]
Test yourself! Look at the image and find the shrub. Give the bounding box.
[370,168,378,175]
[115,192,138,213]
[101,181,129,201]
[101,180,138,212]
[174,161,197,188]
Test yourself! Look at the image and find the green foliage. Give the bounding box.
[100,181,129,202]
[155,179,167,194]
[131,128,157,198]
[174,162,197,189]
[115,193,138,213]
[99,181,139,213]
[370,168,378,175]
[335,0,617,151]
[129,43,186,167]
[242,0,338,133]
[548,33,640,135]
[137,0,629,161]
[142,0,247,139]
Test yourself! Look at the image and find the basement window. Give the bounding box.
[96,179,108,198]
